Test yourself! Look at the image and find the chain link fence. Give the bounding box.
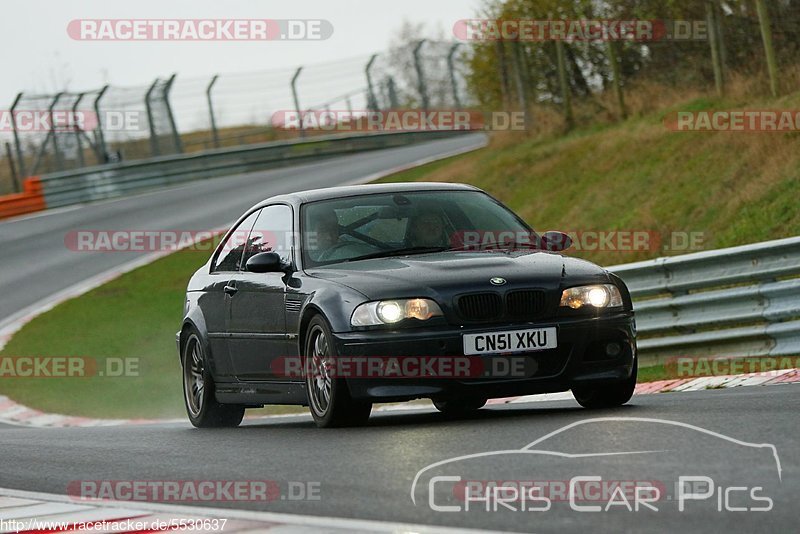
[4,2,796,196]
[0,41,472,194]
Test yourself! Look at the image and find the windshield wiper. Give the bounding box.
[344,246,453,262]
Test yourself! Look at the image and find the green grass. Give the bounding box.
[372,154,468,183]
[0,234,674,419]
[378,93,800,266]
[0,241,674,419]
[4,89,799,418]
[637,365,670,383]
[0,247,211,418]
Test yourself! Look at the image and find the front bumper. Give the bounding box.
[331,312,636,402]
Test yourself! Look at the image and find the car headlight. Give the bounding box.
[560,284,623,309]
[351,298,444,326]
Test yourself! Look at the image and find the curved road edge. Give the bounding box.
[0,135,488,352]
[0,368,797,428]
[0,486,502,534]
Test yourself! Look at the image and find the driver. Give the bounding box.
[407,211,450,248]
[307,209,343,261]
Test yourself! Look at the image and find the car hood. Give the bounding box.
[305,250,610,300]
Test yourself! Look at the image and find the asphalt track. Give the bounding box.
[0,133,486,325]
[0,132,796,532]
[0,386,796,532]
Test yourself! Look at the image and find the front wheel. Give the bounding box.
[305,316,372,428]
[182,331,245,428]
[572,361,637,409]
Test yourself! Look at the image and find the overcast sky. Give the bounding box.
[0,0,482,106]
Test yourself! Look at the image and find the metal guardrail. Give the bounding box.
[608,236,800,364]
[38,130,467,208]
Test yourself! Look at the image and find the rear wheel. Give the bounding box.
[305,316,372,428]
[182,331,245,428]
[572,360,638,409]
[433,397,487,416]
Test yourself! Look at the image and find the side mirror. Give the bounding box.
[245,252,288,273]
[540,231,572,252]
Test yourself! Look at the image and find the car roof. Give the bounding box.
[253,182,482,209]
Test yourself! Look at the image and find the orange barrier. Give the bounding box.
[0,177,46,220]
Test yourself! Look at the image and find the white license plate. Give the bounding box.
[463,327,557,355]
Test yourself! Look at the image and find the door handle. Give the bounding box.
[224,284,238,296]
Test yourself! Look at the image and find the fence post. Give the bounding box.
[145,78,161,156]
[447,43,463,109]
[291,67,304,138]
[5,142,20,193]
[72,92,86,167]
[379,81,389,111]
[365,54,378,111]
[163,73,183,153]
[206,74,220,149]
[706,1,724,97]
[714,3,728,73]
[606,40,627,119]
[412,40,429,111]
[93,85,109,164]
[10,92,26,179]
[555,40,574,131]
[510,41,530,129]
[49,92,65,172]
[386,76,399,109]
[495,40,511,109]
[755,0,779,97]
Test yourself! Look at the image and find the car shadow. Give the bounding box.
[236,402,641,430]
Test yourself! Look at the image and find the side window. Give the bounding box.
[242,204,293,267]
[211,210,260,272]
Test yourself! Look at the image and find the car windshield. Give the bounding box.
[301,190,536,267]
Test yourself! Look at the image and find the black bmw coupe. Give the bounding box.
[178,183,637,428]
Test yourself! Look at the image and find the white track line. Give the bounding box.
[342,136,488,186]
[0,138,489,428]
[0,136,488,352]
[0,487,501,534]
[1,369,797,428]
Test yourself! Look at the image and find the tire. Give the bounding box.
[304,315,372,428]
[433,397,487,416]
[572,360,638,409]
[182,331,245,428]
